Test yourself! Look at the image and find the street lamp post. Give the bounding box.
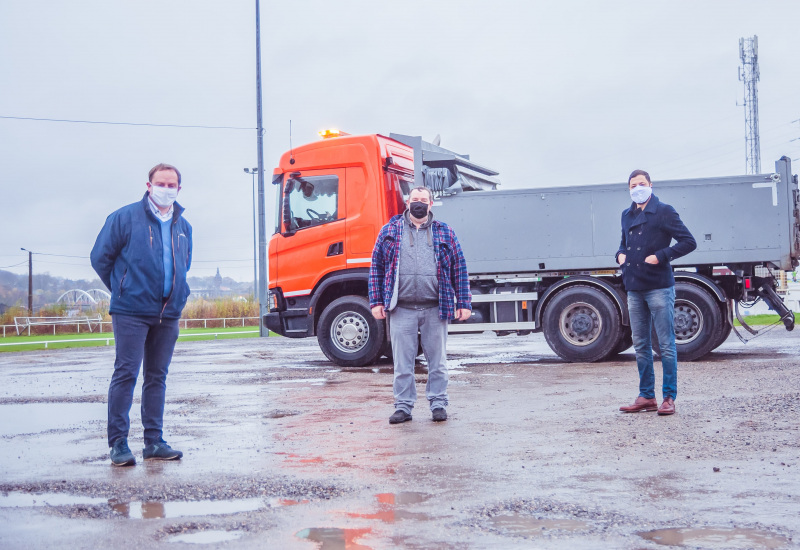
[254,0,268,337]
[243,168,261,334]
[20,247,33,315]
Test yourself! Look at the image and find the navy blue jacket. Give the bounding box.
[91,193,192,319]
[616,194,696,291]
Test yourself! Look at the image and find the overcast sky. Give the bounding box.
[1,1,799,283]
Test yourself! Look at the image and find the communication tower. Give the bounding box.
[739,35,761,174]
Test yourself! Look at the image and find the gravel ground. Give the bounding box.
[0,330,798,549]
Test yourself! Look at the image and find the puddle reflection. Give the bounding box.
[296,527,372,550]
[0,491,107,508]
[639,527,790,549]
[0,403,106,437]
[487,514,589,536]
[110,497,263,519]
[168,530,243,544]
[345,492,432,523]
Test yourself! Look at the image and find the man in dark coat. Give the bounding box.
[616,169,696,416]
[91,163,192,465]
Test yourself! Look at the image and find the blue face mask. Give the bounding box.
[630,185,652,204]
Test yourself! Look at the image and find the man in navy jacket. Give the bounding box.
[91,163,192,466]
[616,169,696,416]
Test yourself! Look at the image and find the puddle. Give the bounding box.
[168,530,244,544]
[110,498,263,519]
[639,527,790,548]
[263,409,301,419]
[0,403,106,436]
[345,492,433,523]
[295,527,372,550]
[267,497,309,507]
[487,514,589,536]
[284,453,324,465]
[0,491,107,508]
[340,365,429,375]
[269,378,328,384]
[377,492,430,506]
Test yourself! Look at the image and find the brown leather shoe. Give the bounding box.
[619,396,658,413]
[657,397,675,416]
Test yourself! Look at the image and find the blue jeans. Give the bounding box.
[388,306,449,413]
[108,313,179,447]
[627,287,677,400]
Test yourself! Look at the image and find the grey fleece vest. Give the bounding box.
[395,211,439,308]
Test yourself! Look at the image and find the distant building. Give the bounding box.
[191,267,233,300]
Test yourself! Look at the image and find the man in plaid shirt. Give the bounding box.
[369,187,471,424]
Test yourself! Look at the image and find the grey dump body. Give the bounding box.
[438,160,798,276]
[392,133,799,276]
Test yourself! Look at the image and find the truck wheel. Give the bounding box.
[711,301,733,350]
[653,283,723,361]
[317,296,385,367]
[542,285,622,362]
[713,321,733,349]
[380,338,393,360]
[613,327,633,355]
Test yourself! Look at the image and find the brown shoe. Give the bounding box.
[657,397,675,416]
[619,396,658,413]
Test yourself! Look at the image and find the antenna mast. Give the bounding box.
[739,35,761,174]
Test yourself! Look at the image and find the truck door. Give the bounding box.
[275,169,346,297]
[344,166,377,267]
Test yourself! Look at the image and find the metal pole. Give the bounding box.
[21,248,32,315]
[253,170,258,309]
[255,0,268,337]
[27,250,32,315]
[244,167,259,307]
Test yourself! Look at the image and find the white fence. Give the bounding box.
[0,329,259,349]
[1,317,259,338]
[13,316,103,336]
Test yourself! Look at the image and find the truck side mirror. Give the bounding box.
[282,179,296,236]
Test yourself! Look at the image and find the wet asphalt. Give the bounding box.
[0,329,798,549]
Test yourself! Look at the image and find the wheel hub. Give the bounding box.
[330,311,370,354]
[674,301,702,343]
[559,302,602,346]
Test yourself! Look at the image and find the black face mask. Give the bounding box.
[409,201,429,219]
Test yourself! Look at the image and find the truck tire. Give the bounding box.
[653,282,723,361]
[710,300,733,350]
[613,327,633,355]
[542,285,622,362]
[317,295,385,367]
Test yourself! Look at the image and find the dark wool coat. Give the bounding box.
[616,194,696,291]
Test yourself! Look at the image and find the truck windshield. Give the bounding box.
[283,175,340,232]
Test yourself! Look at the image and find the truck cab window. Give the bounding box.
[384,172,413,217]
[284,175,339,231]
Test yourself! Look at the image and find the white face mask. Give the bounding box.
[149,185,179,208]
[630,185,652,204]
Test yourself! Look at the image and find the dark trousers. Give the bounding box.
[108,313,179,447]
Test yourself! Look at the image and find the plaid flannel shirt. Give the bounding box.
[369,214,471,320]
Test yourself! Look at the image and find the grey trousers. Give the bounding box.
[388,306,449,413]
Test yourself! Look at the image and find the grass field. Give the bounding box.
[733,313,799,327]
[0,327,267,353]
[1,314,794,353]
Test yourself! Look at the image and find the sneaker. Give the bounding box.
[143,441,183,461]
[389,410,412,424]
[432,408,447,422]
[110,438,136,467]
